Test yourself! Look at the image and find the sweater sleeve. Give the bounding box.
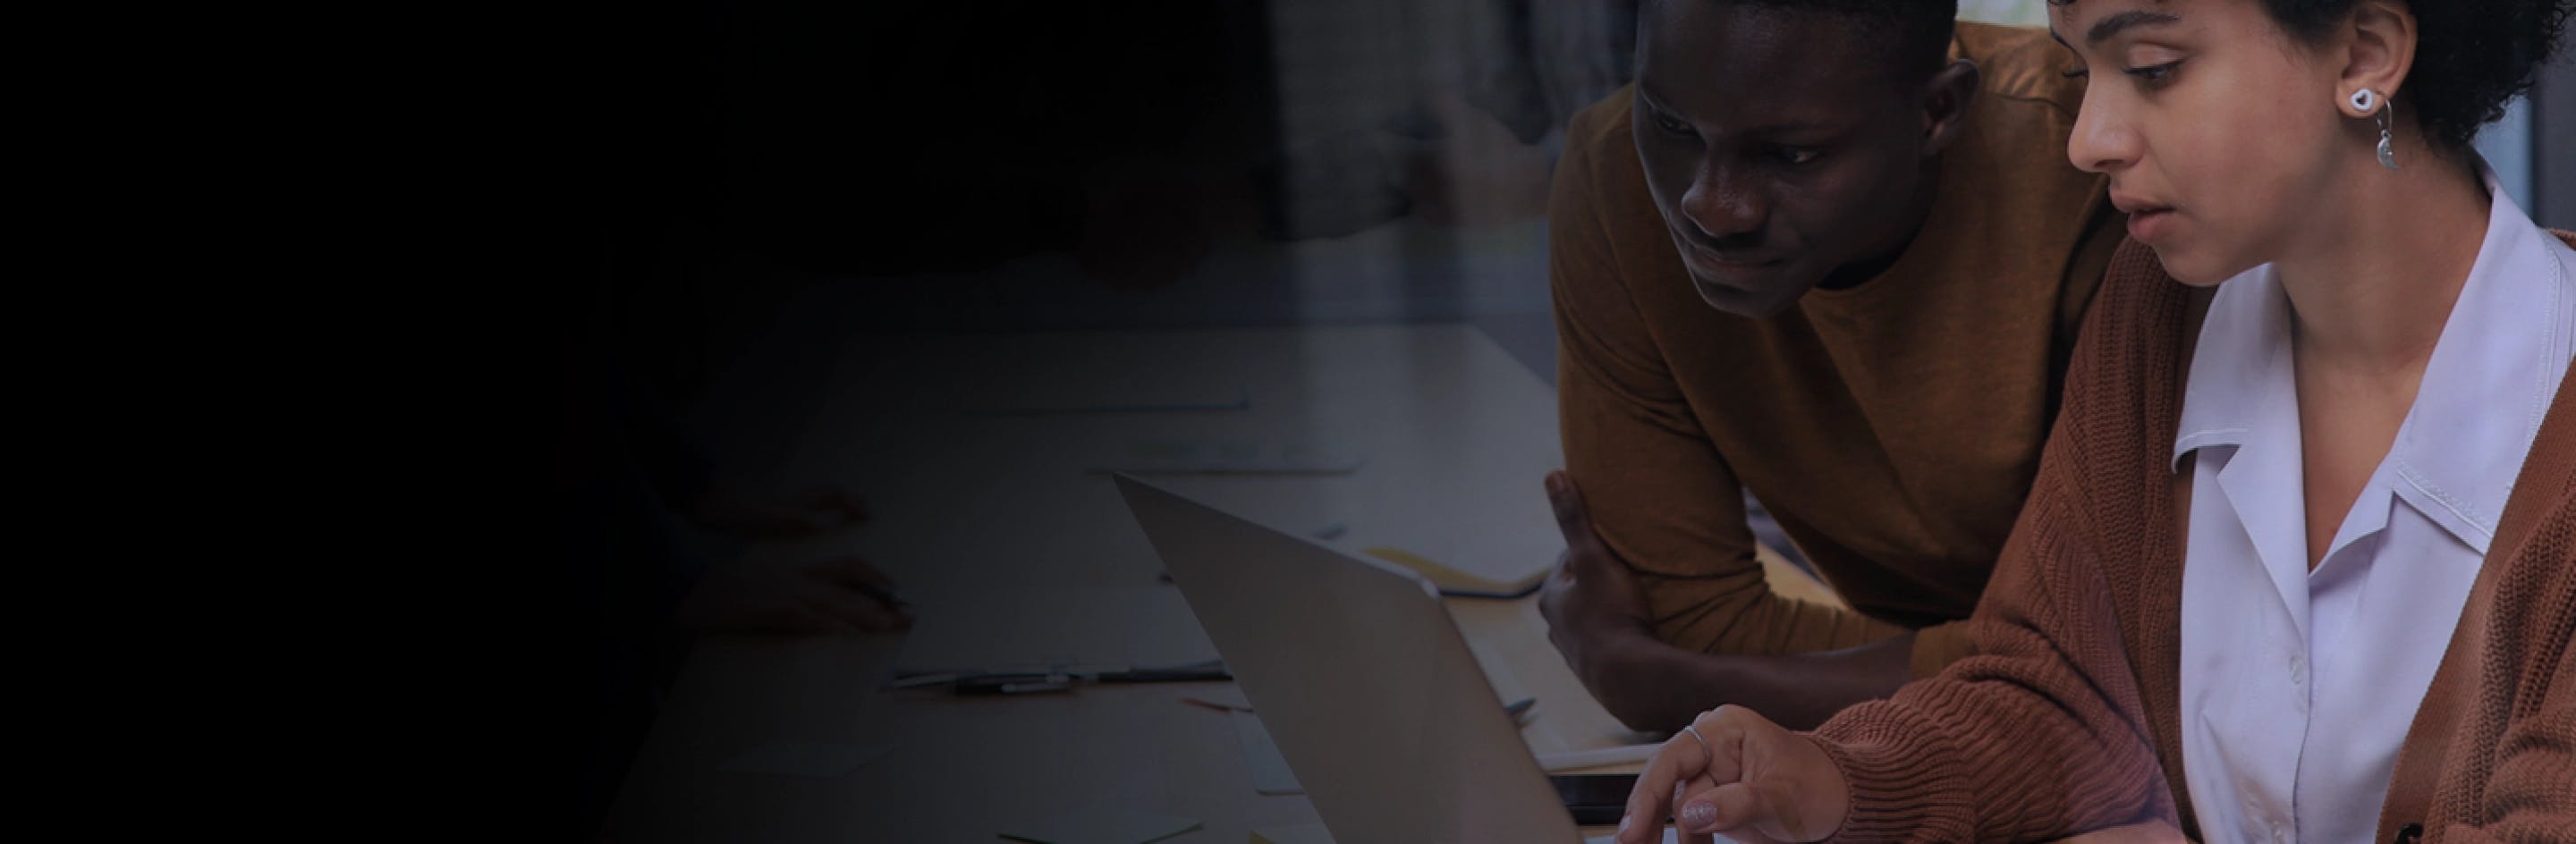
[2430,486,2576,843]
[1551,94,1908,659]
[1803,254,2181,841]
[2424,286,2576,844]
[2436,650,2575,843]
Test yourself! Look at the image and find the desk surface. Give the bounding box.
[603,325,1834,843]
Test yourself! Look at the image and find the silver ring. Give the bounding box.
[1682,723,1712,758]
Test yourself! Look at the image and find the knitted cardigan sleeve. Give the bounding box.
[1806,241,2184,841]
[2424,329,2576,843]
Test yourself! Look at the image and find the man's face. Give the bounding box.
[1632,3,1940,317]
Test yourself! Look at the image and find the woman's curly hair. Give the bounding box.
[2047,0,2574,148]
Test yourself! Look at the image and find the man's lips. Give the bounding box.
[1680,241,1786,272]
[1684,255,1788,294]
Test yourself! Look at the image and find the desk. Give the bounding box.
[602,325,1835,843]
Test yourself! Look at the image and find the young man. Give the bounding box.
[1540,0,2123,732]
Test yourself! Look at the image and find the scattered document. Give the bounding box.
[1360,546,1546,598]
[894,587,1219,674]
[962,367,1248,416]
[998,807,1203,844]
[1089,438,1365,475]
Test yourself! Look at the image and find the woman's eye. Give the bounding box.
[2061,66,2089,80]
[2125,61,2181,85]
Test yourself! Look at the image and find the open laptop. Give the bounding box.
[1118,474,1651,844]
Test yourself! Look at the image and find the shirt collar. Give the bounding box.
[2171,160,2576,553]
[2170,264,2288,466]
[2384,165,2575,552]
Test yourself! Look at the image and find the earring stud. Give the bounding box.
[2349,88,2378,114]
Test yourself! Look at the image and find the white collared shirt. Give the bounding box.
[2174,165,2575,844]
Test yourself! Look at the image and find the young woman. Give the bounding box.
[1610,0,2575,841]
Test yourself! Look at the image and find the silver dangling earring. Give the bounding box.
[2375,107,2398,170]
[2349,89,2399,170]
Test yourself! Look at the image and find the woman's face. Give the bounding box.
[2051,0,2358,285]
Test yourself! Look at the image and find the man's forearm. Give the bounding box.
[1586,631,1919,733]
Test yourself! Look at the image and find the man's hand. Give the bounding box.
[1534,471,1918,733]
[1617,705,1850,844]
[677,553,913,635]
[1539,471,1657,687]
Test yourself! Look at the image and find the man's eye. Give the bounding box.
[1653,114,1694,137]
[1775,147,1821,165]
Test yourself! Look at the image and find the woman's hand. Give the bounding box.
[1616,705,1852,844]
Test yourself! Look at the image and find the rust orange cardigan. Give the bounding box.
[1809,235,2576,843]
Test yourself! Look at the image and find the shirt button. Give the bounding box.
[2289,654,2306,683]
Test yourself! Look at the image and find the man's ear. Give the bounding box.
[2337,0,2417,115]
[1921,58,1980,156]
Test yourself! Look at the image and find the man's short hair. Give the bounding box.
[1651,0,1961,82]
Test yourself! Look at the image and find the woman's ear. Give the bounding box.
[2335,0,2417,117]
[1921,58,1981,156]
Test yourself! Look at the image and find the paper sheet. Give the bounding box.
[998,807,1203,844]
[962,368,1247,416]
[1088,438,1364,475]
[894,587,1219,672]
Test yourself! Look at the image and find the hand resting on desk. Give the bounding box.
[1539,472,1660,703]
[1612,705,1846,844]
[1538,473,1916,733]
[1613,705,2193,844]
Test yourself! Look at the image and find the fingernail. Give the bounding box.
[1681,802,1717,831]
[1616,814,1630,833]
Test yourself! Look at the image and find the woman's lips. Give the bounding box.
[2127,207,2175,242]
[2110,191,2177,243]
